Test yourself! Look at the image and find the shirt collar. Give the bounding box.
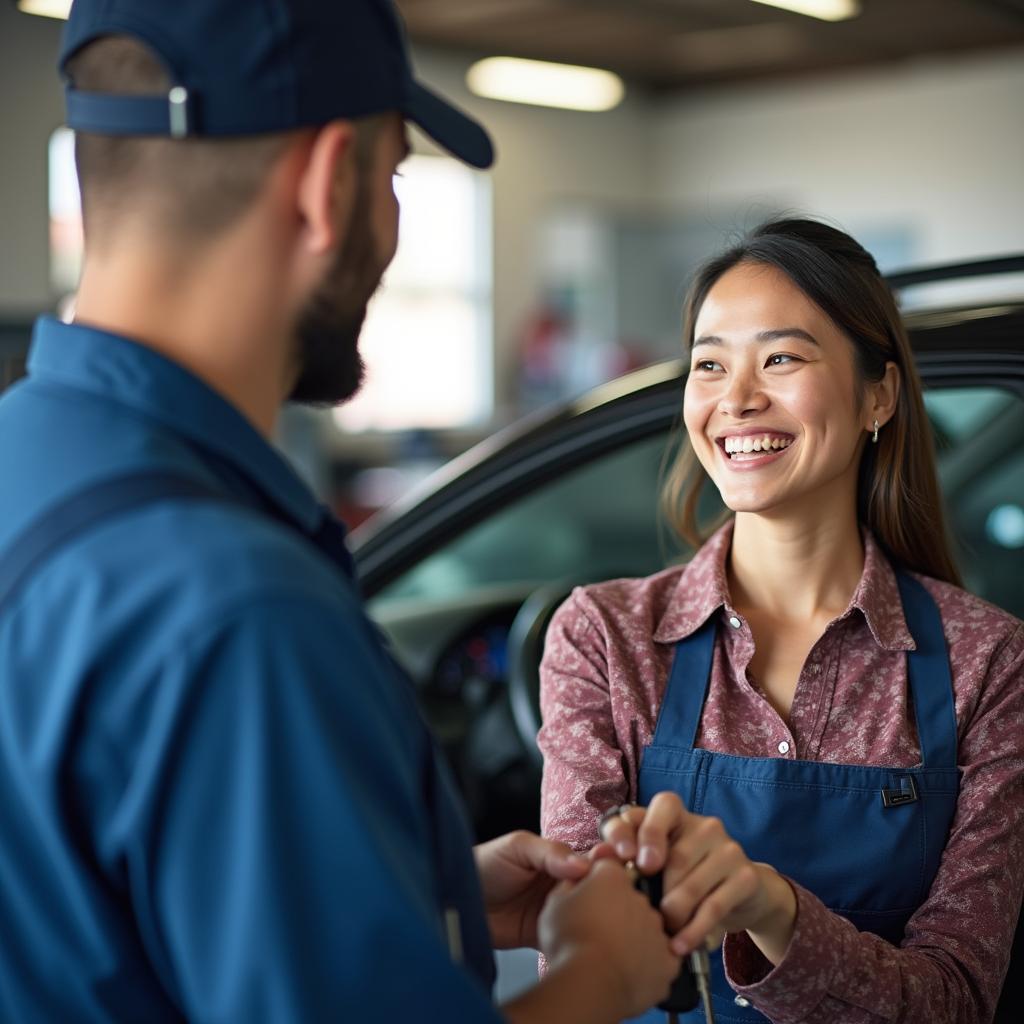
[847,532,916,651]
[28,317,325,536]
[653,518,916,652]
[653,520,735,644]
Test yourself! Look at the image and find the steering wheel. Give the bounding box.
[506,580,582,770]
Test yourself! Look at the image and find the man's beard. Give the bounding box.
[288,185,386,407]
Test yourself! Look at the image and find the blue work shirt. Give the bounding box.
[0,317,502,1022]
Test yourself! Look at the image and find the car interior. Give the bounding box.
[368,382,1024,842]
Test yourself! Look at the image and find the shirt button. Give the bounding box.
[777,741,791,755]
[734,995,751,1008]
[728,615,742,629]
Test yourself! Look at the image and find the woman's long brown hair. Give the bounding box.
[661,218,963,587]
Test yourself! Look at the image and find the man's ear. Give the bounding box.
[294,120,359,255]
[868,361,901,431]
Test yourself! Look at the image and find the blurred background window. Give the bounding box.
[48,126,82,298]
[332,154,493,433]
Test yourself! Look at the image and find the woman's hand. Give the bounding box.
[600,794,797,964]
[473,830,594,950]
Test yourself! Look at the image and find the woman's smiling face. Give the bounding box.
[683,261,876,519]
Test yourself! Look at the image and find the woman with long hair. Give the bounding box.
[539,218,1024,1023]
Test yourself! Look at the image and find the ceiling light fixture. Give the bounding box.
[17,0,72,18]
[467,57,625,112]
[748,0,860,22]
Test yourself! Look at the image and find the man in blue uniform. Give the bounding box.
[0,1,681,1021]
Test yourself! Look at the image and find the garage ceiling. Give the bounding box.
[397,0,1024,91]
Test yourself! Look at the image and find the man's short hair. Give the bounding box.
[65,36,384,250]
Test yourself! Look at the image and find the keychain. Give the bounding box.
[600,805,716,1022]
[631,866,715,1023]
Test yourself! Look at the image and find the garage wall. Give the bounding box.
[650,46,1024,267]
[0,6,66,318]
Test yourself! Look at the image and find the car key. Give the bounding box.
[598,808,714,1021]
[689,946,715,1023]
[632,868,717,1022]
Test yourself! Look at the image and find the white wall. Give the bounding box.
[651,47,1024,267]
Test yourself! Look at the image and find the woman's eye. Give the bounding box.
[766,353,798,367]
[694,359,722,373]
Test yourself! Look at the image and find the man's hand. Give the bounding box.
[599,794,797,965]
[474,830,591,950]
[503,858,681,1024]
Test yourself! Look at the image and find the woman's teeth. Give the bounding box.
[723,435,793,456]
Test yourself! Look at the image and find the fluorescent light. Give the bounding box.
[467,57,624,112]
[748,0,860,22]
[17,0,71,18]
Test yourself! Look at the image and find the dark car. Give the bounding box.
[351,255,1024,1009]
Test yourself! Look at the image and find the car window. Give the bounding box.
[372,432,678,605]
[370,384,1024,620]
[929,387,1024,615]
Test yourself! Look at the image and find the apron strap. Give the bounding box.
[650,615,717,750]
[896,571,958,770]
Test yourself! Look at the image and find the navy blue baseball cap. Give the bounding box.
[58,0,494,169]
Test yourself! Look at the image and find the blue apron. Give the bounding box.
[633,572,960,1023]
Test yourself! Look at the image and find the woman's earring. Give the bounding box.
[872,419,880,444]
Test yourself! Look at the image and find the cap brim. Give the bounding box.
[403,81,494,170]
